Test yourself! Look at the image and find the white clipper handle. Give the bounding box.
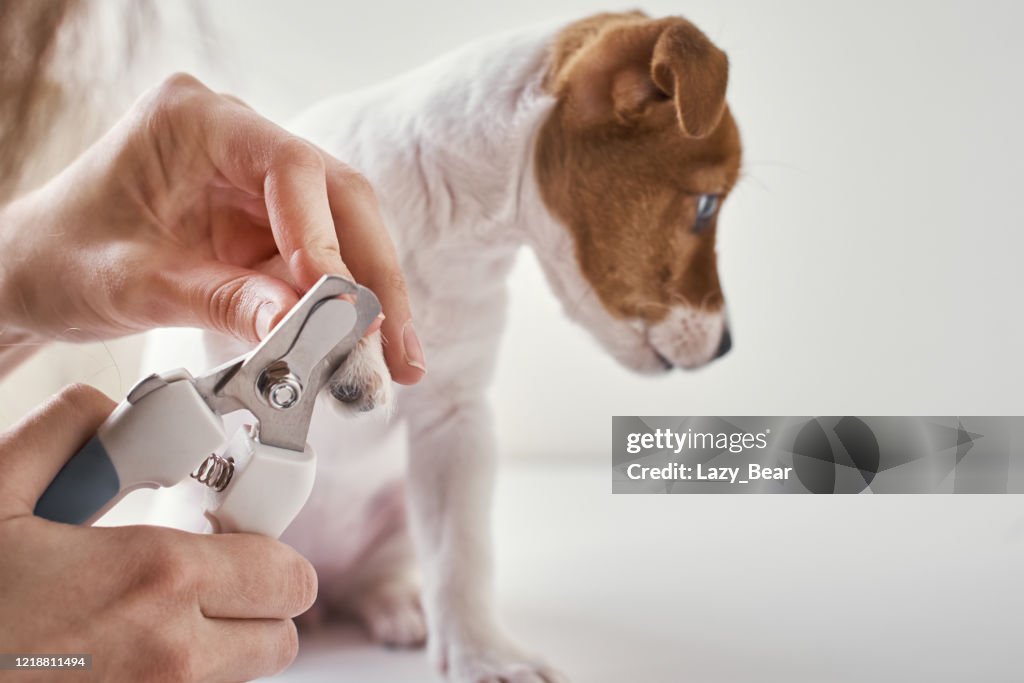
[201,426,317,539]
[35,377,226,526]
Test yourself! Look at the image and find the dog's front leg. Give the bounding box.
[405,396,566,683]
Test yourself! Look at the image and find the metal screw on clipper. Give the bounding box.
[258,361,303,409]
[269,379,300,408]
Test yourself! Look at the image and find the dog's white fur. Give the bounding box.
[146,19,725,681]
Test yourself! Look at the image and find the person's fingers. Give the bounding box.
[155,79,416,357]
[151,261,300,342]
[209,118,422,371]
[195,617,300,682]
[194,533,317,620]
[321,157,427,384]
[264,146,355,289]
[190,91,351,290]
[0,384,115,518]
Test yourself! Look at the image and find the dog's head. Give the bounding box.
[534,12,741,373]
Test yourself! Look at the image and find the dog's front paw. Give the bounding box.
[327,331,393,415]
[350,578,427,649]
[432,627,568,683]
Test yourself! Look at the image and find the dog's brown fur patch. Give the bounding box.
[536,12,742,323]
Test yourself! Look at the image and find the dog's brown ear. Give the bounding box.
[650,22,729,138]
[551,15,729,138]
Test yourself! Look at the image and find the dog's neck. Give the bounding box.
[295,22,563,254]
[396,22,564,250]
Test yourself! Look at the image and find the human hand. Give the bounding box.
[0,385,318,681]
[0,73,425,384]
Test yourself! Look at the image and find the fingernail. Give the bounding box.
[256,302,281,339]
[402,320,427,372]
[366,312,385,336]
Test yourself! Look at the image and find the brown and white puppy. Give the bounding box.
[536,13,740,371]
[148,10,743,683]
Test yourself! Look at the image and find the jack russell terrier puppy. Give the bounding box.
[147,10,742,682]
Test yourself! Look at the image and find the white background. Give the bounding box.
[2,3,1023,681]
[4,1,1023,446]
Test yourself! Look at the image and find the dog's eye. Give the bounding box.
[694,194,720,230]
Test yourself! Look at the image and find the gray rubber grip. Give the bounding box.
[34,436,121,525]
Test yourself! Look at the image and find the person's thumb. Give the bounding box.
[0,384,115,518]
[158,261,300,342]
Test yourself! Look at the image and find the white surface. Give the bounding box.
[273,464,1024,682]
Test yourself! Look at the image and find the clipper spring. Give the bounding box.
[191,454,235,492]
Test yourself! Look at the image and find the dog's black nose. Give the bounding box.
[714,327,732,359]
